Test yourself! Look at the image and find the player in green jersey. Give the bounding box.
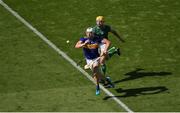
[93,16,125,86]
[94,16,125,42]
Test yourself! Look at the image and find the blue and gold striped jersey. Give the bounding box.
[80,37,102,59]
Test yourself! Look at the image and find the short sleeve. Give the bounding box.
[80,37,85,42]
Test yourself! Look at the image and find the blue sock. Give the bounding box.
[96,85,100,90]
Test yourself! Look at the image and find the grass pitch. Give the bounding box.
[0,0,180,111]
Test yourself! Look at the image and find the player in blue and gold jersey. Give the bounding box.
[75,27,112,95]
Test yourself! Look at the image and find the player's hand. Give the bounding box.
[84,40,90,44]
[81,40,89,47]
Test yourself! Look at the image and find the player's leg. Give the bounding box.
[108,46,121,58]
[99,44,115,88]
[98,56,115,88]
[99,43,108,75]
[99,44,120,75]
[104,76,115,88]
[93,68,100,95]
[86,56,115,89]
[87,58,102,95]
[92,62,101,95]
[100,55,107,74]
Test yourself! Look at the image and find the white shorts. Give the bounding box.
[99,43,106,54]
[85,57,100,70]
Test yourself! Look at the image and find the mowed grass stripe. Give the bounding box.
[0,86,119,111]
[0,3,124,112]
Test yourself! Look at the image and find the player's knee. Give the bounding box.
[100,58,105,65]
[93,66,98,73]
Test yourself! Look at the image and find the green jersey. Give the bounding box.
[93,25,111,39]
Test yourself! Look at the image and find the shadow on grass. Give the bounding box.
[114,68,172,84]
[103,86,168,100]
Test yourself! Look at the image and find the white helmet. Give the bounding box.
[86,27,93,33]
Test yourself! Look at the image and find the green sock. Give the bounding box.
[101,64,106,75]
[108,47,117,58]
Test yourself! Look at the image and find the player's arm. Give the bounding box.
[75,40,89,48]
[111,29,125,43]
[101,38,111,54]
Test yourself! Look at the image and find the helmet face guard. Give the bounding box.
[86,27,94,38]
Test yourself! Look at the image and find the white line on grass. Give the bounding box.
[0,0,133,112]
